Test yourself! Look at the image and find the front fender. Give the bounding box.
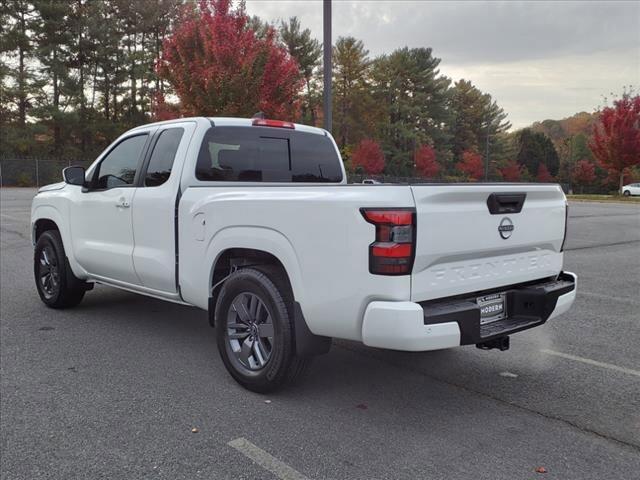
[31,204,87,279]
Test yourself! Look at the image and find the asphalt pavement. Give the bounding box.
[1,188,639,480]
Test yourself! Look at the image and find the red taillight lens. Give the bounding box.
[252,118,295,129]
[361,210,413,225]
[361,208,416,275]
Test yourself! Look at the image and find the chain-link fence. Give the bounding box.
[0,158,598,195]
[348,173,574,193]
[348,174,444,184]
[0,158,91,188]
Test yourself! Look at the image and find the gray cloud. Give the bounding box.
[247,1,638,62]
[245,0,640,128]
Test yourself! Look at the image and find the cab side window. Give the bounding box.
[144,128,184,187]
[94,134,148,189]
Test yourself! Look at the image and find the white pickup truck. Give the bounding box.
[31,117,577,392]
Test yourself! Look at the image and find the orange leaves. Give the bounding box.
[456,150,484,180]
[414,144,440,179]
[500,160,523,182]
[537,163,554,182]
[352,139,385,174]
[573,159,596,186]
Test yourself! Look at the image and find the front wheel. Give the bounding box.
[623,190,631,196]
[214,267,310,392]
[34,230,85,308]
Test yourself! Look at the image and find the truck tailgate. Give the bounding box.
[410,184,567,302]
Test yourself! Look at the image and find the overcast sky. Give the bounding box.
[245,0,640,130]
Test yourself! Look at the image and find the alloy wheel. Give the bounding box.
[226,292,275,371]
[38,245,59,299]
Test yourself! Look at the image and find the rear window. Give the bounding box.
[195,126,343,183]
[145,128,184,187]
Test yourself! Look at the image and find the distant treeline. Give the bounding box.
[1,0,637,190]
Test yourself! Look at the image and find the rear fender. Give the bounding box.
[192,226,305,311]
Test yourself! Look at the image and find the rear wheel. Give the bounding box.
[34,230,85,308]
[214,267,310,392]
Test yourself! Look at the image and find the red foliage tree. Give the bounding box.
[158,0,302,119]
[414,144,439,178]
[499,160,522,182]
[352,139,385,174]
[590,93,640,193]
[456,150,484,180]
[537,163,554,182]
[151,93,181,121]
[573,159,596,192]
[601,169,638,189]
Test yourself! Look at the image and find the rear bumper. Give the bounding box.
[361,272,577,351]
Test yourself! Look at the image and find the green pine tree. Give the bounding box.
[372,47,451,175]
[279,16,321,125]
[449,79,510,165]
[332,36,375,149]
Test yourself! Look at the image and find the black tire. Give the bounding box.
[623,190,631,196]
[34,230,85,309]
[214,266,310,393]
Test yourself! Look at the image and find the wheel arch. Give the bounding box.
[31,205,64,245]
[31,205,86,279]
[202,228,330,357]
[202,226,305,308]
[210,248,292,300]
[34,218,60,241]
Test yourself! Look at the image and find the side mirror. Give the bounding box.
[63,166,86,186]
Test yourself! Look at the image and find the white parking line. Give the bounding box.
[579,290,640,305]
[541,349,640,378]
[228,437,310,480]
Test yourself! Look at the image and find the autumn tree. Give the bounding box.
[456,150,484,180]
[500,160,522,182]
[158,0,302,119]
[537,163,553,182]
[414,144,439,178]
[590,92,640,193]
[351,138,385,174]
[573,159,596,192]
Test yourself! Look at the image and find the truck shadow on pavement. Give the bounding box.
[62,284,466,398]
[23,284,640,479]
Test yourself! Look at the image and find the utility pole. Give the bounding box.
[323,0,332,132]
[484,119,490,181]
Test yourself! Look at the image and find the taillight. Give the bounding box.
[361,208,416,275]
[252,118,295,129]
[560,201,569,251]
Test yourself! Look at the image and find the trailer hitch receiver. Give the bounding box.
[476,336,510,351]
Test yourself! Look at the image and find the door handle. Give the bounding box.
[115,198,130,208]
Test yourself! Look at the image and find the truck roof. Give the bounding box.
[129,116,328,136]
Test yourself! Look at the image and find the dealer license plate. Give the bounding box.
[476,293,507,325]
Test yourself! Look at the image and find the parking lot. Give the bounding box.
[1,187,639,480]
